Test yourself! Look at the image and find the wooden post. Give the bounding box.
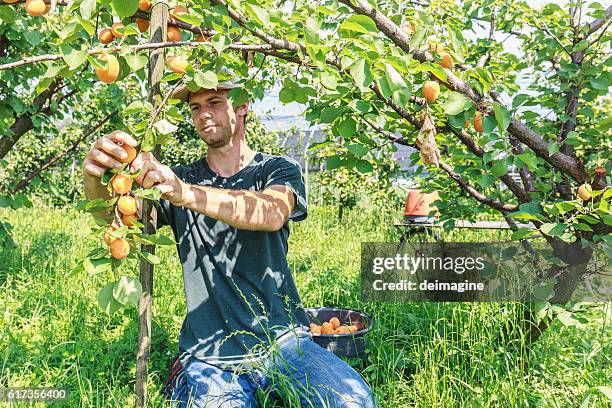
[136,3,167,408]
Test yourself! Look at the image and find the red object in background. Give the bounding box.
[403,190,440,219]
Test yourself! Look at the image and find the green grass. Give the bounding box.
[0,204,610,407]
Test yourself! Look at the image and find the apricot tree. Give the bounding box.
[0,0,610,404]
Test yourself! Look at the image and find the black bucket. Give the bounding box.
[306,307,372,360]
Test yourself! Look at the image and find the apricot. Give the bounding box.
[98,28,115,44]
[338,325,351,334]
[138,0,151,11]
[117,196,137,216]
[170,5,188,20]
[95,54,120,84]
[329,317,340,330]
[423,81,440,104]
[474,111,484,133]
[167,26,181,42]
[348,325,358,333]
[577,184,592,201]
[310,323,321,335]
[195,34,211,42]
[25,0,46,16]
[110,238,130,260]
[167,55,188,74]
[321,322,334,334]
[122,213,139,227]
[440,51,453,69]
[111,22,125,38]
[111,174,132,195]
[116,144,137,164]
[136,18,149,33]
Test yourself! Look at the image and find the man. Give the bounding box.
[82,73,376,408]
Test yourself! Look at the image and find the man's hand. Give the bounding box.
[83,130,138,177]
[130,151,191,207]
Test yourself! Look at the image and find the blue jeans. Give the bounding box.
[170,333,377,407]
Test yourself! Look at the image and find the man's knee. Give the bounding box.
[318,375,376,408]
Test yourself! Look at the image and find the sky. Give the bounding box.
[250,0,594,132]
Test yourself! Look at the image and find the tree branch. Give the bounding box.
[585,4,612,36]
[9,110,118,194]
[0,42,276,71]
[363,119,518,212]
[476,10,496,68]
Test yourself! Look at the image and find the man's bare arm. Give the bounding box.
[181,184,296,232]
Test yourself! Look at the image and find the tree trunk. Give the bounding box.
[135,5,167,408]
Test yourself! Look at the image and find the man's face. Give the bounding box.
[188,89,247,148]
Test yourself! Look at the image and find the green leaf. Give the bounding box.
[382,63,406,93]
[590,73,609,90]
[448,112,467,130]
[319,71,338,90]
[355,159,373,173]
[320,106,342,124]
[518,153,538,171]
[113,0,138,18]
[124,54,148,71]
[245,3,270,27]
[540,223,566,237]
[326,155,344,170]
[490,160,508,177]
[174,12,202,27]
[511,228,534,240]
[194,70,218,90]
[227,88,249,107]
[138,233,176,246]
[492,102,511,132]
[83,258,112,275]
[334,117,357,137]
[338,15,377,35]
[392,88,412,107]
[547,143,559,156]
[346,143,370,158]
[349,59,373,92]
[153,119,178,135]
[512,94,530,109]
[113,276,142,307]
[123,100,147,115]
[60,44,88,70]
[482,115,497,133]
[418,62,447,81]
[279,79,296,104]
[80,0,96,19]
[211,35,231,54]
[532,281,555,301]
[140,251,161,265]
[442,92,471,116]
[98,283,123,316]
[573,40,589,52]
[409,27,427,50]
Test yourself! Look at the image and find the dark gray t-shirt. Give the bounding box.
[156,152,310,369]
